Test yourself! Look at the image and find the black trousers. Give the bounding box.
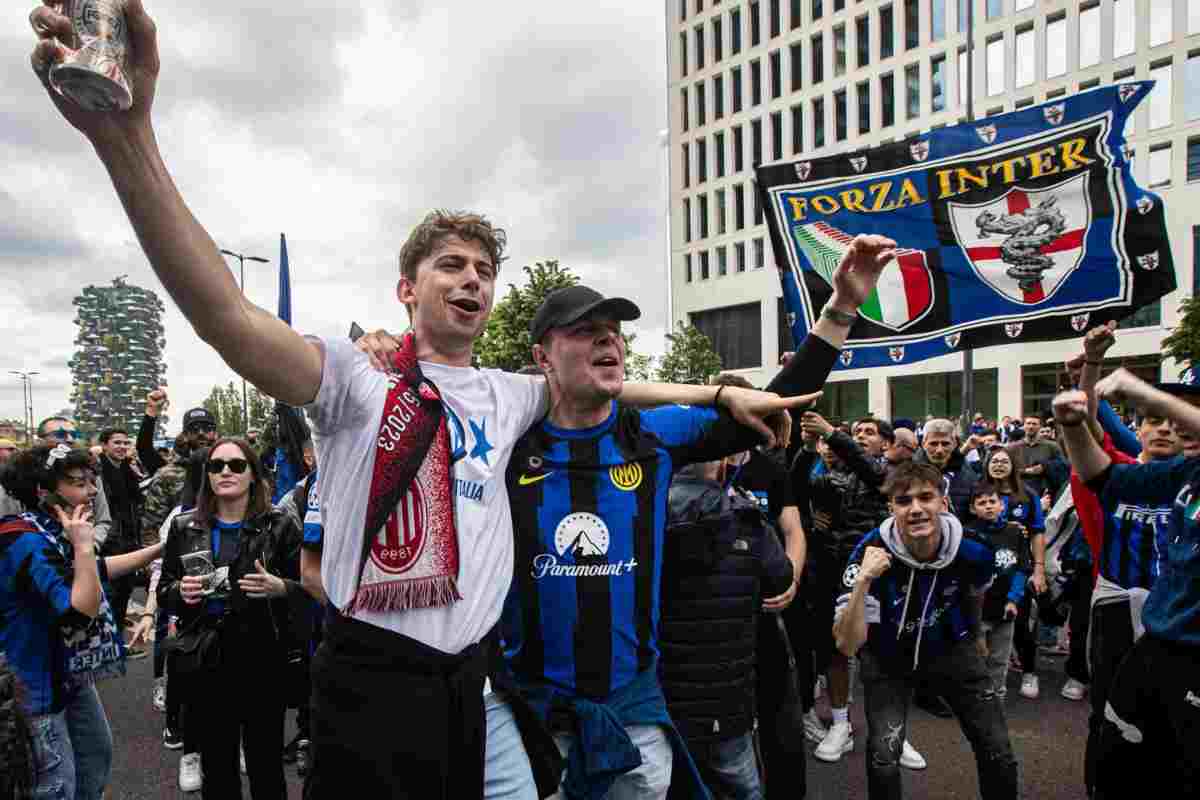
[1094,635,1200,799]
[192,636,287,800]
[1013,592,1038,674]
[756,604,809,800]
[1065,576,1093,685]
[1085,598,1136,797]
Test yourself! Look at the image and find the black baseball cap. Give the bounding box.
[529,286,641,344]
[183,408,216,431]
[1155,366,1200,398]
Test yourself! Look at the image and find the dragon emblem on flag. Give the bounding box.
[976,125,997,144]
[1043,104,1065,126]
[910,140,930,162]
[1005,322,1024,338]
[1071,313,1090,332]
[840,350,854,366]
[1138,252,1160,271]
[850,156,868,173]
[795,162,812,181]
[1118,84,1139,103]
[888,346,905,362]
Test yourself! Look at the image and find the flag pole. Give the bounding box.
[961,0,976,434]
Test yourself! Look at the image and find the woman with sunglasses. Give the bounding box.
[980,446,1049,701]
[158,438,304,799]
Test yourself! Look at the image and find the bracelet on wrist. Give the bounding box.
[714,384,726,408]
[821,306,857,327]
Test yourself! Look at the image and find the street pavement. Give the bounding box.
[98,645,1090,799]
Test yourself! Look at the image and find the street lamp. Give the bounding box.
[9,370,39,445]
[219,248,270,435]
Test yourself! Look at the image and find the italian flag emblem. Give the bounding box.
[794,221,934,331]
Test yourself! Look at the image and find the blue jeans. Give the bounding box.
[483,691,538,800]
[688,732,763,800]
[549,724,673,800]
[30,684,113,800]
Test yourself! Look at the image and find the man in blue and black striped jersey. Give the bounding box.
[1055,371,1200,799]
[500,234,898,799]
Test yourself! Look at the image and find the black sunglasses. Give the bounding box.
[187,422,217,434]
[206,458,250,475]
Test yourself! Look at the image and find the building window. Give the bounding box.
[682,143,690,188]
[734,124,745,171]
[682,87,689,131]
[731,6,743,54]
[791,0,803,30]
[986,36,1004,96]
[930,0,945,41]
[1046,16,1066,79]
[691,302,763,369]
[1188,138,1200,182]
[905,63,920,120]
[1114,66,1135,81]
[835,89,848,141]
[904,0,919,51]
[770,50,782,98]
[697,137,708,183]
[958,47,968,106]
[1015,96,1034,109]
[880,4,895,60]
[754,188,764,225]
[813,96,826,148]
[1079,77,1101,91]
[771,111,784,160]
[732,66,744,112]
[834,24,847,77]
[696,0,703,13]
[770,0,781,38]
[894,368,1000,421]
[813,0,824,21]
[752,117,764,164]
[957,0,968,32]
[812,377,871,420]
[714,74,725,119]
[812,33,825,84]
[680,0,688,23]
[1079,3,1100,69]
[736,241,747,272]
[791,42,803,91]
[698,194,710,238]
[1113,0,1135,59]
[734,183,746,228]
[834,0,845,11]
[1118,303,1162,330]
[1024,357,1158,416]
[1015,25,1034,88]
[717,245,728,276]
[751,59,763,106]
[791,103,804,153]
[750,0,762,46]
[700,250,711,280]
[713,17,724,63]
[856,15,870,68]
[1187,52,1200,121]
[684,253,692,283]
[695,26,705,71]
[715,131,726,177]
[717,190,728,234]
[1148,143,1172,188]
[776,298,794,359]
[696,81,707,126]
[986,0,1002,19]
[1150,0,1173,48]
[931,54,946,112]
[987,104,1006,116]
[881,72,896,127]
[683,197,692,242]
[857,81,871,134]
[680,33,688,78]
[754,237,766,269]
[1149,61,1173,129]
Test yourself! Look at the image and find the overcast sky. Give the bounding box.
[0,1,672,436]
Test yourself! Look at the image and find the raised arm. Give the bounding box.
[136,389,168,474]
[29,3,323,405]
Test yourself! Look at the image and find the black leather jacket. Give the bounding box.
[157,507,305,651]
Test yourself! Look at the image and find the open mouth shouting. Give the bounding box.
[448,296,482,316]
[592,354,621,369]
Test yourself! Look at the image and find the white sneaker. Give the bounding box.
[1020,673,1040,699]
[803,708,828,744]
[1061,678,1087,701]
[179,753,202,793]
[814,720,854,762]
[900,740,927,770]
[152,677,166,713]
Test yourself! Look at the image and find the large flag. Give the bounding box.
[271,232,311,503]
[278,233,292,325]
[759,83,1175,370]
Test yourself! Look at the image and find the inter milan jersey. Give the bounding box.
[1099,457,1200,645]
[1094,459,1175,591]
[503,400,753,699]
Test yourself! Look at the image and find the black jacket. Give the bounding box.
[158,507,306,655]
[658,477,793,745]
[912,448,979,518]
[806,431,890,553]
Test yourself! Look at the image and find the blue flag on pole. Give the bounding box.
[278,233,292,326]
[758,83,1175,370]
[271,232,309,502]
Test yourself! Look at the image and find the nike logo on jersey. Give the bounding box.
[518,472,554,486]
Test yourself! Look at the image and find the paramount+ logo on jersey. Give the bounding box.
[531,512,639,580]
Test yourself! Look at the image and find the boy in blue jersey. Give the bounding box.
[1054,371,1200,798]
[832,462,1018,800]
[501,235,898,799]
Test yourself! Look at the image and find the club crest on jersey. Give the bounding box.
[1137,252,1160,271]
[976,125,997,145]
[609,463,644,491]
[1136,196,1154,215]
[910,140,930,162]
[1071,313,1090,332]
[850,156,868,173]
[1118,84,1139,104]
[795,162,812,181]
[840,350,854,367]
[1043,103,1065,126]
[889,346,905,362]
[1005,322,1024,338]
[944,332,962,349]
[995,549,1018,570]
[842,563,861,588]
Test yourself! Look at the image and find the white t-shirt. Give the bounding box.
[305,337,547,654]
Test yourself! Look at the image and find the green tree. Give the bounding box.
[656,322,723,385]
[476,260,580,372]
[202,381,273,436]
[1162,296,1200,378]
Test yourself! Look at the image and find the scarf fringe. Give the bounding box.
[345,575,462,614]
